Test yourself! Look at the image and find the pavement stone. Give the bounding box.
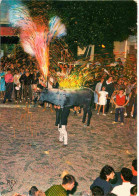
[0,104,137,195]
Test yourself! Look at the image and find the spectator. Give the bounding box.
[22,70,32,102]
[94,78,104,110]
[3,68,13,103]
[19,68,25,100]
[131,159,137,184]
[45,174,76,196]
[111,88,129,125]
[126,87,137,118]
[91,186,104,196]
[112,168,134,196]
[13,69,21,101]
[90,165,115,195]
[96,86,108,116]
[130,185,137,196]
[29,186,38,196]
[102,76,114,113]
[0,66,5,99]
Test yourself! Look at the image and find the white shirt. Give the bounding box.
[112,182,134,196]
[14,73,21,85]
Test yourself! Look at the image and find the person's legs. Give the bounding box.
[8,83,13,101]
[58,125,67,145]
[58,125,64,142]
[29,85,32,101]
[102,105,105,114]
[105,98,110,113]
[82,107,87,123]
[55,109,61,126]
[24,85,28,101]
[115,108,119,122]
[87,109,92,126]
[120,108,124,123]
[61,125,68,145]
[3,84,8,102]
[97,105,101,114]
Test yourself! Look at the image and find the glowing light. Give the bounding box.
[58,63,93,89]
[102,44,105,48]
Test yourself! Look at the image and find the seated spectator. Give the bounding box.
[90,165,115,195]
[91,186,104,196]
[45,174,76,196]
[29,186,38,196]
[112,167,134,196]
[130,185,137,196]
[131,159,137,184]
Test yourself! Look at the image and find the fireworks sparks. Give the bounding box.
[9,4,66,79]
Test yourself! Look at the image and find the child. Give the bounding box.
[111,88,129,125]
[96,86,108,116]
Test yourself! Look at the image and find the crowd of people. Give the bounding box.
[11,159,137,196]
[0,55,137,195]
[0,55,137,122]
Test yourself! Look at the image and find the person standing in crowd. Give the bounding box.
[102,76,114,113]
[112,168,134,196]
[90,165,115,195]
[19,68,25,100]
[94,78,104,110]
[21,70,32,102]
[0,66,5,99]
[111,88,129,125]
[96,86,108,116]
[13,69,21,101]
[3,68,13,103]
[55,105,70,146]
[126,87,137,118]
[45,174,76,196]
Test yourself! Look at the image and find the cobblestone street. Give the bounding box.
[0,104,137,195]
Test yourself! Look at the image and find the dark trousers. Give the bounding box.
[115,108,125,122]
[24,85,32,101]
[55,109,61,126]
[82,107,92,126]
[105,98,111,113]
[126,96,135,117]
[4,82,13,102]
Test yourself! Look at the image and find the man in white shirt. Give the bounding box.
[112,167,134,196]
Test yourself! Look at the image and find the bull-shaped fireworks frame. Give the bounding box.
[39,88,94,126]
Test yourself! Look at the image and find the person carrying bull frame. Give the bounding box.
[54,105,70,146]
